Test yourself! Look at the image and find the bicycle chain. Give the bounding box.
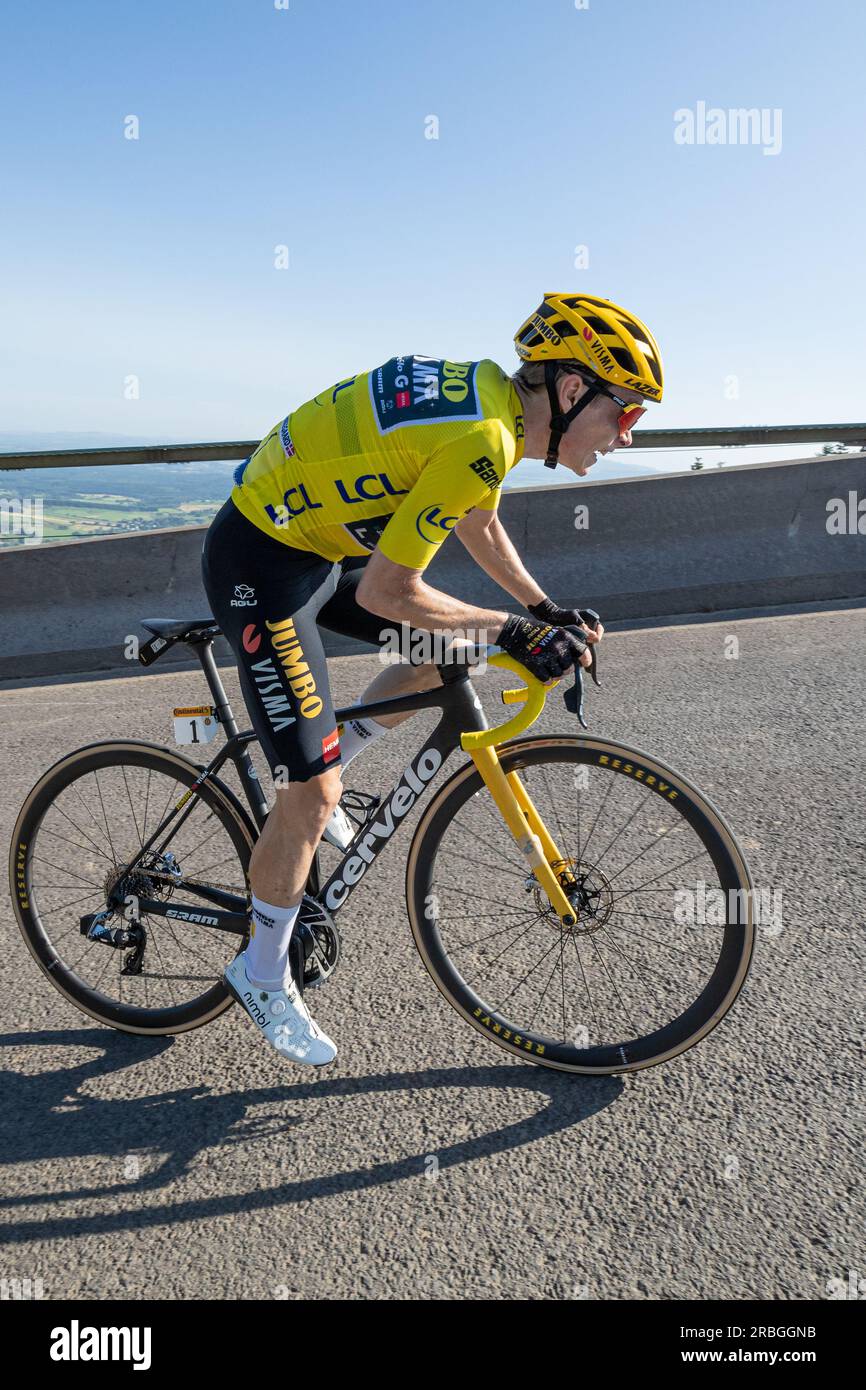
[142,870,249,896]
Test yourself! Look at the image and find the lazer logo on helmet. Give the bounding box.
[623,376,660,399]
[323,748,443,910]
[415,504,459,545]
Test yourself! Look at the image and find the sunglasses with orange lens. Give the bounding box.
[617,404,646,433]
[575,369,646,433]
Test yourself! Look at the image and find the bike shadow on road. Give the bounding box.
[0,1026,623,1245]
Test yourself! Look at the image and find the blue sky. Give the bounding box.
[1,0,864,457]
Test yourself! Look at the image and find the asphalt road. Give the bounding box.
[1,604,863,1301]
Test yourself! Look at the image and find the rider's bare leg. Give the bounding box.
[352,636,475,731]
[250,766,343,907]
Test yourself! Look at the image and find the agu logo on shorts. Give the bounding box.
[415,504,459,546]
[266,617,323,718]
[321,728,340,763]
[242,624,261,654]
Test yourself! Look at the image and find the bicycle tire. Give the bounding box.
[9,740,255,1035]
[406,735,755,1074]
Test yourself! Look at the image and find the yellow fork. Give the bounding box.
[461,654,578,926]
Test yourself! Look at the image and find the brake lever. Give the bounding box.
[578,608,602,689]
[562,611,602,729]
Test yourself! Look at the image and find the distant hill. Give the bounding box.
[0,431,177,452]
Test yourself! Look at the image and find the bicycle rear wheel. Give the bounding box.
[10,741,254,1035]
[407,735,755,1074]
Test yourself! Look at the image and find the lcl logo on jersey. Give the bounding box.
[415,504,460,545]
[335,473,409,505]
[231,584,257,607]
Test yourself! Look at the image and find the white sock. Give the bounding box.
[245,894,301,991]
[338,713,389,769]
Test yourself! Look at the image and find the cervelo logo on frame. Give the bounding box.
[324,747,443,910]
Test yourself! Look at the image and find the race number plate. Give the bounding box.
[172,704,219,745]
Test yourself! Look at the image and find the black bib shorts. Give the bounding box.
[202,499,425,782]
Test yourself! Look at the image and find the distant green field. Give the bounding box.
[71,492,144,504]
[30,501,222,542]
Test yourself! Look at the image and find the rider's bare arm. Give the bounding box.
[453,508,547,609]
[356,546,509,642]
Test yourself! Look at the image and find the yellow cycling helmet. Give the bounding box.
[514,292,664,467]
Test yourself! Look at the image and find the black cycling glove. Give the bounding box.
[496,615,587,682]
[528,596,600,631]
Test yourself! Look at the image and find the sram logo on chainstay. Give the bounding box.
[323,747,443,910]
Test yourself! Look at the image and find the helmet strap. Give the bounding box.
[544,362,600,468]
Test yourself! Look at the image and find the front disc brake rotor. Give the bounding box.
[527,858,614,936]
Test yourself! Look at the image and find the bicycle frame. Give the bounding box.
[112,636,580,940]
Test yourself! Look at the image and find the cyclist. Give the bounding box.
[201,292,664,1066]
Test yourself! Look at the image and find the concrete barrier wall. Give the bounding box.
[1,454,863,679]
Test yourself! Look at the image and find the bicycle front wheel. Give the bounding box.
[407,735,755,1074]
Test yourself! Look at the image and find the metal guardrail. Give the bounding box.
[1,424,865,471]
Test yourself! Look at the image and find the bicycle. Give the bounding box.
[9,615,755,1074]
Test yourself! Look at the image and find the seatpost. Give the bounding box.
[195,636,270,827]
[197,638,239,734]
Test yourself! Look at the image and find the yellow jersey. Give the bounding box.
[230,356,525,570]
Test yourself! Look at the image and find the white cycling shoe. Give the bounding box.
[322,803,355,851]
[224,953,337,1067]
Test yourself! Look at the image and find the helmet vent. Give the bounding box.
[609,345,639,373]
